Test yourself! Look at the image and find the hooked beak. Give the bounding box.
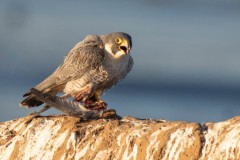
[119,40,130,54]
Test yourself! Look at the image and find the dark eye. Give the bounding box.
[115,38,122,44]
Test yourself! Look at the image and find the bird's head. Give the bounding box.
[102,32,132,59]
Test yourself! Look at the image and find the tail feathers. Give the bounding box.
[20,94,43,108]
[23,91,31,97]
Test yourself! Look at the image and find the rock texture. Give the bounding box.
[0,115,239,160]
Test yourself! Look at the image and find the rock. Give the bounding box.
[0,115,239,160]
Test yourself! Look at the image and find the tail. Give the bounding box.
[20,91,43,108]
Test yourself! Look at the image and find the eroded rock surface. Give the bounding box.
[0,115,239,160]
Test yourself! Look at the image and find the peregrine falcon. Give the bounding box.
[20,32,133,110]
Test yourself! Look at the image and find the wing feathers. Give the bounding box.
[21,35,105,108]
[35,35,105,92]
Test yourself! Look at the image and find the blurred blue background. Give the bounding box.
[0,0,240,122]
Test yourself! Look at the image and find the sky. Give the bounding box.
[0,0,240,122]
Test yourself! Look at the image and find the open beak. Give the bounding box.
[119,40,130,54]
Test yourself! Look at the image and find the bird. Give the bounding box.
[20,32,133,110]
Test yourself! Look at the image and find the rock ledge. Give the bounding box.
[0,115,239,160]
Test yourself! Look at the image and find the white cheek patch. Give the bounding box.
[104,43,126,59]
[104,43,114,55]
[114,50,126,58]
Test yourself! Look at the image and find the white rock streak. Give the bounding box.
[75,143,90,159]
[200,121,240,160]
[146,129,163,160]
[94,149,112,160]
[0,116,239,160]
[122,130,140,160]
[162,127,194,160]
